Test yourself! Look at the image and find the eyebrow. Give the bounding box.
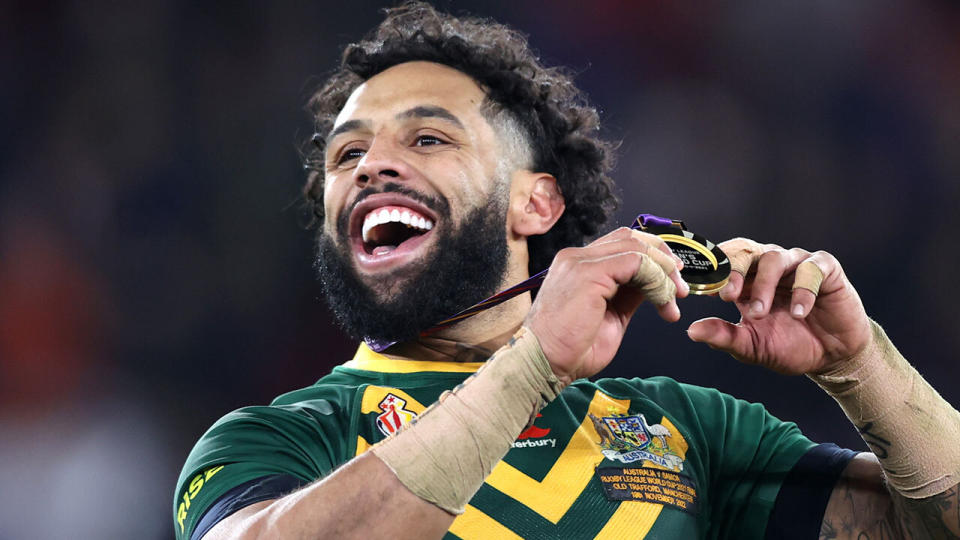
[325,119,371,148]
[325,105,466,148]
[395,106,465,129]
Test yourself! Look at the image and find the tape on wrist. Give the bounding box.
[809,320,960,498]
[371,326,565,514]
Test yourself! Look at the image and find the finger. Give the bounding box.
[792,259,825,295]
[641,240,689,296]
[719,267,745,302]
[686,317,752,358]
[789,253,836,318]
[646,232,684,270]
[587,252,681,322]
[627,251,677,306]
[718,237,764,301]
[790,287,817,318]
[594,228,684,269]
[720,237,766,277]
[748,246,807,318]
[582,230,666,264]
[583,232,686,291]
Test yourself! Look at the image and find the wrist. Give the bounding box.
[372,325,566,514]
[809,319,960,499]
[808,320,878,379]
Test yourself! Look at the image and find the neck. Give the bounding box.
[381,291,530,363]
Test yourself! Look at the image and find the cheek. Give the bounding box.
[322,175,350,233]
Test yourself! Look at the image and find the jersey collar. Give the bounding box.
[343,342,485,374]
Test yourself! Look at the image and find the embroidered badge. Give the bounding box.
[595,466,699,514]
[588,412,684,471]
[376,393,417,437]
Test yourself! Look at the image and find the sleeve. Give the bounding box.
[616,377,830,539]
[764,443,859,540]
[677,382,850,540]
[694,386,815,539]
[172,400,347,540]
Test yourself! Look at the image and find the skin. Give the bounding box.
[689,240,960,539]
[203,61,958,539]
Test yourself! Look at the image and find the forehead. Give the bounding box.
[333,61,488,127]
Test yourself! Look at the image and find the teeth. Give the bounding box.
[361,207,434,243]
[362,219,374,243]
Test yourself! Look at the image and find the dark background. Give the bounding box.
[2,1,958,538]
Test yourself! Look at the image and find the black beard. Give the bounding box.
[315,185,509,344]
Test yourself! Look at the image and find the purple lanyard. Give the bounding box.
[365,213,680,352]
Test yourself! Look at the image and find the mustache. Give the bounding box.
[336,183,451,237]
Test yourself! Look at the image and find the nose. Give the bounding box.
[353,138,409,188]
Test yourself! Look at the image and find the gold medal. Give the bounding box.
[633,214,730,295]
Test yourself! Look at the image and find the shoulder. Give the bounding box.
[568,375,734,410]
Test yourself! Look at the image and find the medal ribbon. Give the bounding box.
[365,213,682,352]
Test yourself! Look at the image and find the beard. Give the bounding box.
[315,183,510,344]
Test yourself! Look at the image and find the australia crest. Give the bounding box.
[589,412,684,471]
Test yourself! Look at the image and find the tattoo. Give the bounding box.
[821,468,960,540]
[893,486,960,540]
[820,517,838,539]
[857,422,892,460]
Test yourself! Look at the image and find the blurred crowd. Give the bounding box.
[1,1,957,538]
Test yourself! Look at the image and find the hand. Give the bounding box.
[524,227,688,385]
[687,238,872,375]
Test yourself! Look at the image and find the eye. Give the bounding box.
[413,134,446,147]
[336,147,366,165]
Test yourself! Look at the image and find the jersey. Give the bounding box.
[174,344,838,540]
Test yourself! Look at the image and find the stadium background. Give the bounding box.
[1,1,958,537]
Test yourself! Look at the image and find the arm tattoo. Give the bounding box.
[820,470,960,540]
[857,422,891,461]
[892,486,960,540]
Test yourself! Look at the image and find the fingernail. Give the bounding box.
[792,303,804,317]
[750,300,763,315]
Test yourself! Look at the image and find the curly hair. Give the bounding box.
[303,1,619,274]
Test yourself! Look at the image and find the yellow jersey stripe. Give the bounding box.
[344,343,485,373]
[483,391,631,523]
[449,504,524,540]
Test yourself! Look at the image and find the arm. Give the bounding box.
[686,238,960,539]
[821,453,960,540]
[197,227,685,539]
[203,452,452,540]
[814,320,960,539]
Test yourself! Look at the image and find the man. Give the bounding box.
[174,3,960,539]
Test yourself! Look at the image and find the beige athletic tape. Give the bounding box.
[792,260,824,296]
[631,253,676,306]
[724,237,765,276]
[371,327,565,514]
[810,320,960,498]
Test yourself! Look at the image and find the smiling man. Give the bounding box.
[174,3,960,539]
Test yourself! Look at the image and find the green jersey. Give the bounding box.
[174,344,842,539]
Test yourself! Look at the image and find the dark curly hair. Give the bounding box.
[303,1,618,274]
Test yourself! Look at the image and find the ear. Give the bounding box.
[508,172,565,238]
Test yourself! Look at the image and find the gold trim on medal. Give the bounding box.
[636,219,730,296]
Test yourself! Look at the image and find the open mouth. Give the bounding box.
[347,193,440,271]
[361,205,434,255]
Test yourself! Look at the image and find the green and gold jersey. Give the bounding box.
[174,344,830,540]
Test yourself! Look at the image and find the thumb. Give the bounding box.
[687,317,751,357]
